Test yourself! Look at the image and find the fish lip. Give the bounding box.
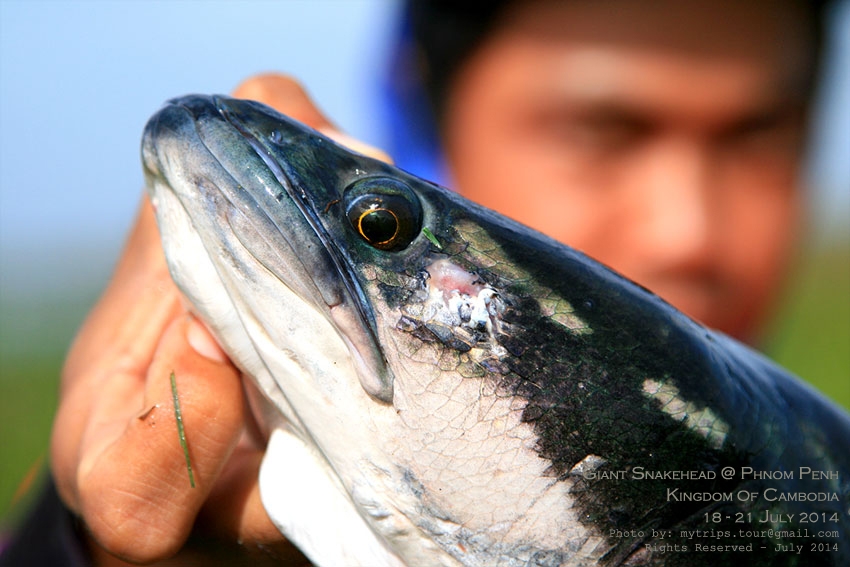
[155,94,393,402]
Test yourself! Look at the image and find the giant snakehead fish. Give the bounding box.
[142,95,849,566]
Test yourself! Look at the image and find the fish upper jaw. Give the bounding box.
[142,94,396,403]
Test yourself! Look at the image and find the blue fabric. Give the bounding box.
[380,3,448,187]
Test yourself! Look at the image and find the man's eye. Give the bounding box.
[570,114,652,152]
[718,109,802,153]
[536,108,653,154]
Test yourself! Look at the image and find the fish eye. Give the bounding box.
[344,178,422,251]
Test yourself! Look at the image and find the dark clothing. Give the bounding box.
[1,478,90,567]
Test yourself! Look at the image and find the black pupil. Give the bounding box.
[360,209,398,244]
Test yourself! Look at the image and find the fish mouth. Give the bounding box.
[142,94,393,403]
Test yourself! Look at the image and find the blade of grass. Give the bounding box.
[170,372,195,488]
[422,227,443,250]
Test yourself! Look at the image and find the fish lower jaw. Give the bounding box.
[260,428,463,567]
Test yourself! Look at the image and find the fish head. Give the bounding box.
[143,94,623,564]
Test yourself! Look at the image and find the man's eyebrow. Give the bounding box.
[526,95,660,129]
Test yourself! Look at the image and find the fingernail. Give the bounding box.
[186,316,228,363]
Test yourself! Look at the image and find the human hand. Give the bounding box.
[50,74,388,565]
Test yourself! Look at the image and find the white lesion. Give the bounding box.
[446,287,499,333]
[398,258,508,360]
[452,220,592,336]
[642,378,730,449]
[569,454,608,477]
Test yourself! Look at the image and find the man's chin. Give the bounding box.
[641,282,746,337]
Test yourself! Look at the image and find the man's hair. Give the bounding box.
[407,0,509,122]
[407,0,834,122]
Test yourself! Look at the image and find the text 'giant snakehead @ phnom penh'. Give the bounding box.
[142,94,849,567]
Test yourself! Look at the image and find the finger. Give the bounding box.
[74,315,244,563]
[199,443,287,542]
[232,73,333,131]
[232,73,393,163]
[197,441,312,563]
[52,199,181,510]
[323,130,395,165]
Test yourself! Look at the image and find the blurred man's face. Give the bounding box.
[442,0,811,342]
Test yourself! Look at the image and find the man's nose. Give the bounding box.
[634,138,715,268]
